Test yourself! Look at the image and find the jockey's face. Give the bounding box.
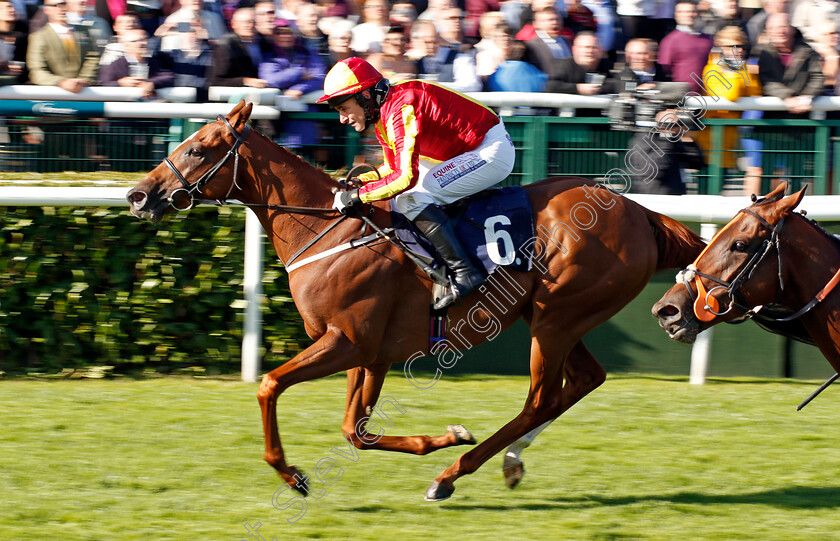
[335,98,367,132]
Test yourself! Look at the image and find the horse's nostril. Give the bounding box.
[657,305,680,318]
[129,190,147,207]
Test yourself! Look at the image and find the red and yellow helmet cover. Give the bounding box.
[317,57,384,104]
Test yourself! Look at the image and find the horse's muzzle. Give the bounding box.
[126,187,168,223]
[652,298,700,344]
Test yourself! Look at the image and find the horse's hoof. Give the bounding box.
[502,455,524,489]
[287,466,309,497]
[424,480,455,502]
[448,424,476,445]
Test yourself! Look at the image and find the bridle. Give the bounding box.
[677,207,840,324]
[164,114,251,211]
[161,114,341,218]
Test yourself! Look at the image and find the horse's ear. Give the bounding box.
[778,186,807,215]
[763,181,788,202]
[226,100,253,131]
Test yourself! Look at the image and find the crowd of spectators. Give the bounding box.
[0,0,832,104]
[0,0,836,190]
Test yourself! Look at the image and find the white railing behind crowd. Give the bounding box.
[3,87,840,115]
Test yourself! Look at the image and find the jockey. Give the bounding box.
[318,57,516,309]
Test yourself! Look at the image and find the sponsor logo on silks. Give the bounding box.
[434,157,487,188]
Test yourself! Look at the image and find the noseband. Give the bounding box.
[676,208,785,322]
[163,115,251,210]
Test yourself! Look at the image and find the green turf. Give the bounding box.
[2,374,840,540]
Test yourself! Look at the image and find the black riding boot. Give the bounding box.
[412,205,485,310]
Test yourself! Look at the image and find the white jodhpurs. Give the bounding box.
[394,118,516,221]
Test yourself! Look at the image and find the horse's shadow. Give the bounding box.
[435,485,840,511]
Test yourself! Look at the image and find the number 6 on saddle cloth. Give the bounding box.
[392,186,536,277]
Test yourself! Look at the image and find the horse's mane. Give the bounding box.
[249,127,336,184]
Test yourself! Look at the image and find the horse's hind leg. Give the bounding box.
[342,364,476,454]
[425,328,575,501]
[502,341,606,488]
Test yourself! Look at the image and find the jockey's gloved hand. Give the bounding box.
[333,188,361,214]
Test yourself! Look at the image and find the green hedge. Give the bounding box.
[0,205,309,375]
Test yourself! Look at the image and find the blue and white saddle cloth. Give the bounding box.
[391,186,535,276]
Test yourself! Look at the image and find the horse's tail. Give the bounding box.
[642,206,706,270]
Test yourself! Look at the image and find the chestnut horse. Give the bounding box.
[654,183,840,380]
[127,102,705,501]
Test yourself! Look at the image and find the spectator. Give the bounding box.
[169,17,212,99]
[815,20,840,93]
[609,37,667,92]
[99,28,174,98]
[208,7,268,87]
[658,0,714,94]
[746,0,788,47]
[536,31,612,94]
[693,26,763,194]
[0,0,25,85]
[582,0,617,52]
[389,2,417,30]
[563,0,596,37]
[325,18,355,66]
[351,0,390,54]
[156,0,226,52]
[651,0,676,41]
[755,12,824,115]
[521,6,572,81]
[258,18,326,98]
[100,12,141,65]
[366,23,416,81]
[438,7,469,49]
[297,2,330,66]
[625,114,705,194]
[515,0,566,42]
[464,0,500,40]
[697,0,747,40]
[317,0,352,18]
[485,21,547,92]
[615,0,657,40]
[67,0,112,52]
[412,19,482,91]
[475,12,506,77]
[27,0,100,91]
[416,0,453,26]
[252,0,277,52]
[791,0,840,51]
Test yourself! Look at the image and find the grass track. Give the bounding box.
[3,374,840,540]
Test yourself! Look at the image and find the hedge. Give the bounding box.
[0,205,309,375]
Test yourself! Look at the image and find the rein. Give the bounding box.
[676,208,840,324]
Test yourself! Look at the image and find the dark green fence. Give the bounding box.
[0,113,837,195]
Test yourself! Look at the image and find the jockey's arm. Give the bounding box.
[356,162,392,184]
[357,104,419,204]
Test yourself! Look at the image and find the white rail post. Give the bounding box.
[241,209,264,383]
[689,222,719,385]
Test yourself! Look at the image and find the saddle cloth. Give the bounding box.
[391,186,535,276]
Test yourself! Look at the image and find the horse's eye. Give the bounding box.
[187,148,204,158]
[732,240,748,253]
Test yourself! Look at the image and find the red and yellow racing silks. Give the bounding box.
[356,80,500,203]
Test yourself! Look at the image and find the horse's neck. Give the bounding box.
[782,216,840,305]
[238,141,339,264]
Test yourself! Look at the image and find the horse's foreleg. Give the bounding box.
[258,328,368,493]
[502,341,606,488]
[342,364,476,454]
